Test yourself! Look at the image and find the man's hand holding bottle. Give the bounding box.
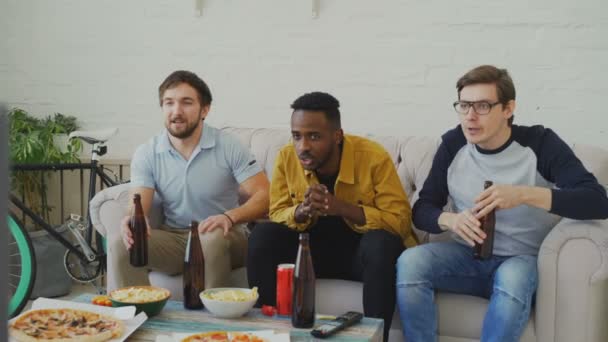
[120,215,151,250]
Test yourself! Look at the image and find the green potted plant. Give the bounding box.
[8,108,82,228]
[9,108,85,299]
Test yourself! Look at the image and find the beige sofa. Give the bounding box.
[90,127,608,342]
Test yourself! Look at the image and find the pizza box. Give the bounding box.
[9,297,148,342]
[155,330,290,342]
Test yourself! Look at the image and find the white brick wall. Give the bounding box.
[2,0,607,159]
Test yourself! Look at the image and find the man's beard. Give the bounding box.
[167,118,201,139]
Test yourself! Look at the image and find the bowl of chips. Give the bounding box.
[200,287,259,318]
[109,285,171,317]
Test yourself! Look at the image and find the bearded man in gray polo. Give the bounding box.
[107,70,269,291]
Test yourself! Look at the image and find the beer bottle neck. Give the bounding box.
[132,200,144,216]
[189,221,199,236]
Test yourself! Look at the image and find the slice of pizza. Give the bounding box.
[181,331,230,342]
[9,308,124,342]
[229,332,268,342]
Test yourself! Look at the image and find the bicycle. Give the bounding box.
[7,128,122,318]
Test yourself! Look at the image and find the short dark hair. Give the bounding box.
[291,92,341,129]
[158,70,212,107]
[457,65,516,125]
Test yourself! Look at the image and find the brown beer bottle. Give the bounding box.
[183,220,205,309]
[292,233,315,328]
[474,181,496,259]
[129,193,148,267]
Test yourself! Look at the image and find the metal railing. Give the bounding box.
[10,160,130,229]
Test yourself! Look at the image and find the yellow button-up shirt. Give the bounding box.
[269,134,418,248]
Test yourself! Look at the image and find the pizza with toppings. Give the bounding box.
[181,331,268,342]
[181,331,229,342]
[9,308,124,342]
[229,332,267,342]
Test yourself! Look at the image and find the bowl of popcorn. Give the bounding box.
[200,287,259,318]
[109,285,171,317]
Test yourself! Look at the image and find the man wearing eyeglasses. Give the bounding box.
[395,65,608,342]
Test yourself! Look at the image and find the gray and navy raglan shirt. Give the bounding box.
[412,124,608,256]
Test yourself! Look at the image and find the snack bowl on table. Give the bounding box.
[200,287,259,318]
[109,285,171,317]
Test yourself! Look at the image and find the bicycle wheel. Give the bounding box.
[8,214,36,318]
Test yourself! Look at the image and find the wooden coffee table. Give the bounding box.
[76,294,383,341]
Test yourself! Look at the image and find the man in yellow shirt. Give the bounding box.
[247,92,417,341]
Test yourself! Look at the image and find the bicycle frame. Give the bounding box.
[9,160,117,264]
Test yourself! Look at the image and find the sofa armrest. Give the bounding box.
[90,183,166,237]
[536,218,608,342]
[89,183,131,237]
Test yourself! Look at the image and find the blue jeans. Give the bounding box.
[396,241,537,342]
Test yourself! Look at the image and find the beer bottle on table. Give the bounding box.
[129,193,148,267]
[292,232,315,328]
[183,220,205,309]
[474,181,496,260]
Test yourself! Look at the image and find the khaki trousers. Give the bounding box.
[107,224,248,292]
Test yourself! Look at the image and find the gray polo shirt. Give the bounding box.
[130,124,262,228]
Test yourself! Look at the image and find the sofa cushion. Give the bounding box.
[436,293,535,342]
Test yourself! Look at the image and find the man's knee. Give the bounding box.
[249,221,292,251]
[396,246,435,285]
[201,227,225,241]
[200,229,229,260]
[360,229,404,265]
[494,255,538,303]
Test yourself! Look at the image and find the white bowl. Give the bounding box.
[200,287,258,318]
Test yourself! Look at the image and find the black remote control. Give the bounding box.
[310,311,364,338]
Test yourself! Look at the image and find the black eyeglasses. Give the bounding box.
[453,101,502,115]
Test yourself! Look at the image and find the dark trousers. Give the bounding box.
[247,219,404,341]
